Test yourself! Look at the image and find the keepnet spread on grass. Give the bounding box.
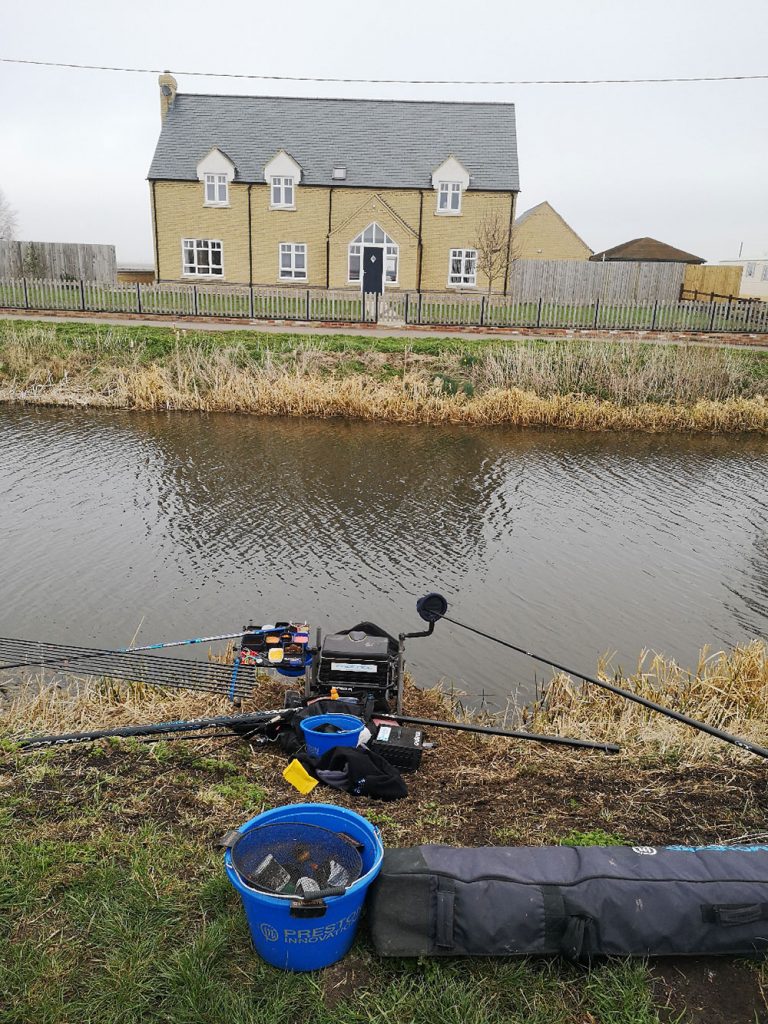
[0,319,767,432]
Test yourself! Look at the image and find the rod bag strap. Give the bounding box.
[435,880,456,949]
[701,903,768,926]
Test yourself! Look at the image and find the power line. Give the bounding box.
[1,56,766,86]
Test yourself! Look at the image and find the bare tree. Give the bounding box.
[0,189,18,240]
[471,212,519,294]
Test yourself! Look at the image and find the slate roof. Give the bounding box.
[590,237,704,264]
[148,93,519,191]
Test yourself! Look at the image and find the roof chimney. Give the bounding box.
[158,71,178,121]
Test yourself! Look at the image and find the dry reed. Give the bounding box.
[1,324,767,433]
[4,642,766,766]
[525,640,768,764]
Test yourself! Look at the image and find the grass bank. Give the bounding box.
[2,642,768,1023]
[1,319,767,432]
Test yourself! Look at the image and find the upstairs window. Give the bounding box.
[182,239,223,277]
[279,242,307,280]
[448,248,477,287]
[204,173,228,206]
[271,176,295,208]
[437,182,462,214]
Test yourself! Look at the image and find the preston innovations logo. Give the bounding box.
[260,923,280,942]
[283,908,362,944]
[632,847,658,856]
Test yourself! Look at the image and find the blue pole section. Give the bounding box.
[118,630,249,654]
[228,655,242,703]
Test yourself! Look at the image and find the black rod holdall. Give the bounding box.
[368,844,768,961]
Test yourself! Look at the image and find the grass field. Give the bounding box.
[1,319,767,433]
[2,642,768,1024]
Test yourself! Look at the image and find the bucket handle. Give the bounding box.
[289,886,345,918]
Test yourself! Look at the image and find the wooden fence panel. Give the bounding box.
[310,290,365,323]
[508,259,685,303]
[0,278,27,308]
[252,287,307,320]
[0,241,116,281]
[1,276,767,334]
[684,264,743,299]
[83,281,140,313]
[196,285,250,318]
[24,278,81,310]
[138,283,195,316]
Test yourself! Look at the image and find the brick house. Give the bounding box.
[148,75,519,293]
[513,202,592,260]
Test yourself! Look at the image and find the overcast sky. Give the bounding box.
[2,0,766,264]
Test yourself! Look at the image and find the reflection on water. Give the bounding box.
[1,406,766,707]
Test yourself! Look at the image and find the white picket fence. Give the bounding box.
[1,277,767,334]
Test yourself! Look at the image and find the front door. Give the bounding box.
[362,246,383,294]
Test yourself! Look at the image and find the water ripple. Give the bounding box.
[1,407,767,705]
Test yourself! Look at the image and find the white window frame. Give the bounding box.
[746,262,756,278]
[204,173,228,207]
[271,176,295,210]
[437,181,462,215]
[761,264,768,282]
[181,238,224,278]
[278,242,307,281]
[347,223,399,290]
[447,248,477,288]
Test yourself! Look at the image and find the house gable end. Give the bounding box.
[330,193,419,242]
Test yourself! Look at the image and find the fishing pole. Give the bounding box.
[0,638,258,698]
[395,715,620,753]
[441,613,768,761]
[0,629,253,674]
[13,709,290,750]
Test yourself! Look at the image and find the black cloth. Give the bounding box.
[276,699,366,756]
[298,745,408,801]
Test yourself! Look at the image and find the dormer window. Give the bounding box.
[438,182,462,214]
[271,176,295,209]
[196,148,236,208]
[204,173,228,206]
[432,157,470,216]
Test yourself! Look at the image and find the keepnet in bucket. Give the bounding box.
[224,803,383,971]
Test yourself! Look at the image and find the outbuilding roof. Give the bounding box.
[590,237,704,264]
[148,93,519,191]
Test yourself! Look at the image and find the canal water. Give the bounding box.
[1,405,766,709]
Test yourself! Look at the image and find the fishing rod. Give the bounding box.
[13,708,290,750]
[0,638,258,699]
[439,612,768,761]
[395,715,620,753]
[0,629,253,675]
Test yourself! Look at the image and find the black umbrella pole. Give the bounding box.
[15,710,288,750]
[396,715,620,753]
[443,616,768,761]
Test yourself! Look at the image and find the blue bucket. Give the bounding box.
[299,714,364,759]
[225,803,383,971]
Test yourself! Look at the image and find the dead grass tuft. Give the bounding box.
[3,642,767,768]
[1,324,766,432]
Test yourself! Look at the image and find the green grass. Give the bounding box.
[0,748,674,1024]
[558,828,628,847]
